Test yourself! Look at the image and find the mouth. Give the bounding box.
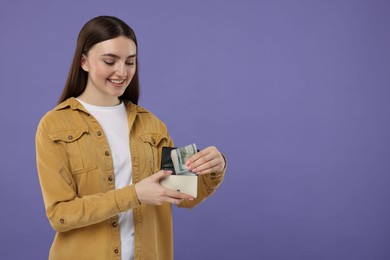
[108,79,126,84]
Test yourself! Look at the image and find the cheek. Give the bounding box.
[90,62,110,77]
[127,67,136,78]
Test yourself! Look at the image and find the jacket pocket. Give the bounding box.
[139,133,168,173]
[49,129,98,174]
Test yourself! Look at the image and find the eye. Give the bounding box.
[103,60,115,65]
[126,60,135,66]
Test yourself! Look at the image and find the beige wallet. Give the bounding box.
[160,175,198,198]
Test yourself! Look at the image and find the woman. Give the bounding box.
[36,16,226,260]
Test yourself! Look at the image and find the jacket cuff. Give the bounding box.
[114,185,141,211]
[203,153,227,189]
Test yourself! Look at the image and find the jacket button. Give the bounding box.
[68,135,73,140]
[60,219,65,224]
[112,222,117,227]
[114,249,119,254]
[97,131,102,136]
[108,176,113,181]
[105,151,110,156]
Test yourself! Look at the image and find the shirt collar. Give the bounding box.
[54,97,147,114]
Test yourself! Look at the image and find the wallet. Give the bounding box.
[160,146,198,198]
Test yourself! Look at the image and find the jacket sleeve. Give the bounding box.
[35,120,140,233]
[177,154,227,209]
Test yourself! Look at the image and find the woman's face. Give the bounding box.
[80,36,137,106]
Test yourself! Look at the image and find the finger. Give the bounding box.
[148,197,183,206]
[152,170,172,181]
[191,157,221,172]
[193,160,224,175]
[188,153,214,170]
[163,188,194,201]
[189,151,223,173]
[186,147,217,168]
[186,151,204,165]
[161,196,185,205]
[186,146,215,164]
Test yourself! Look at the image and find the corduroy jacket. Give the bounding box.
[35,97,225,260]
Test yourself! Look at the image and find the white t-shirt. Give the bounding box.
[77,99,134,260]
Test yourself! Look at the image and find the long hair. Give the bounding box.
[59,16,140,104]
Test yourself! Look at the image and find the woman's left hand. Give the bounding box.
[186,146,225,176]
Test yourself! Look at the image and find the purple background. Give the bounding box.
[1,1,390,259]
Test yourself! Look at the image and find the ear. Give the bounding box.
[80,55,89,72]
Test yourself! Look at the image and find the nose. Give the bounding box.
[115,63,127,77]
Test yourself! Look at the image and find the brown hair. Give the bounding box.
[59,16,140,104]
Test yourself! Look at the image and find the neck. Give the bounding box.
[77,93,121,107]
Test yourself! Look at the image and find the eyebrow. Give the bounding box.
[101,53,137,59]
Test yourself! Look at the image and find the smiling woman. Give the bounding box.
[35,15,226,260]
[58,16,140,106]
[78,36,137,106]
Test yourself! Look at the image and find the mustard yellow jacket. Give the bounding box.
[35,98,225,260]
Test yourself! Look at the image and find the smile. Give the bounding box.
[108,79,125,84]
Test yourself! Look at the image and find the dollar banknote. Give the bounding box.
[171,143,197,175]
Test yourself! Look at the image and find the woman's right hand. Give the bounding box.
[134,170,194,205]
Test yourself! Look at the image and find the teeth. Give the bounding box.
[109,79,125,84]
